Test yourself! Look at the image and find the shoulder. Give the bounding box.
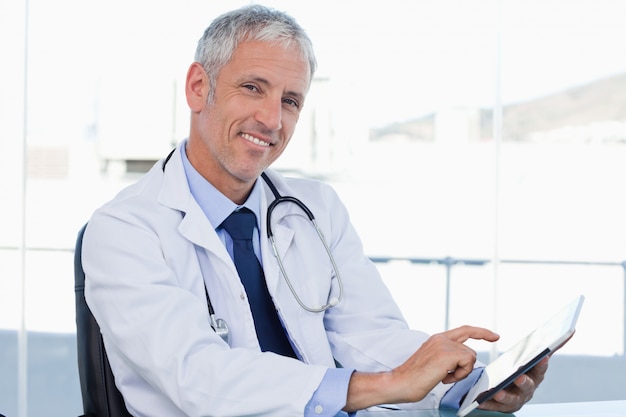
[87,154,187,237]
[95,164,164,215]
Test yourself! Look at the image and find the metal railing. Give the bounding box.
[3,244,625,351]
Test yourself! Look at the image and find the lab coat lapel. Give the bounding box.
[157,145,231,262]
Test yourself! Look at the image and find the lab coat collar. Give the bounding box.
[156,143,298,291]
[157,143,226,256]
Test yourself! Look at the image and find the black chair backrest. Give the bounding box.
[74,224,133,417]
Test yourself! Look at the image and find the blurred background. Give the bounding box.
[1,0,625,415]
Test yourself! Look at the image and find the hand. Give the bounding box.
[478,356,549,414]
[344,325,500,412]
[391,325,500,402]
[478,331,573,413]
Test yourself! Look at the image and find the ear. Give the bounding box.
[185,62,209,112]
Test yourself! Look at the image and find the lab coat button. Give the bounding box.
[314,405,323,414]
[240,292,245,300]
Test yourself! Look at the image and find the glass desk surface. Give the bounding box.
[356,401,626,417]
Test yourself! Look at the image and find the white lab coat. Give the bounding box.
[83,142,453,417]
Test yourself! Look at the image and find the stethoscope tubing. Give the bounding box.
[163,151,343,342]
[261,172,344,312]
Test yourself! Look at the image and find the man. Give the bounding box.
[83,5,547,416]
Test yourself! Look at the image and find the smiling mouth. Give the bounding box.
[240,132,271,147]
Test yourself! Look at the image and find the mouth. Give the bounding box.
[240,132,271,147]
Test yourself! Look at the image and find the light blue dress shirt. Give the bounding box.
[180,143,353,417]
[440,368,483,409]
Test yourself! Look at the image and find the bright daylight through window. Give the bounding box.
[0,0,625,415]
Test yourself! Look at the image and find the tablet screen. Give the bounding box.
[457,295,584,417]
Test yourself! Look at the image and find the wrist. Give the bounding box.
[343,371,397,412]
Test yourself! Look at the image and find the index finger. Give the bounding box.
[443,325,500,344]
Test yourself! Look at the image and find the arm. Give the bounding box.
[276,179,496,410]
[83,206,328,416]
[271,176,545,413]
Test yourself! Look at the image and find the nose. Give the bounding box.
[255,96,282,132]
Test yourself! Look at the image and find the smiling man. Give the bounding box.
[185,38,309,203]
[82,5,548,417]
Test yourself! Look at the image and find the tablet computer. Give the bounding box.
[457,294,584,417]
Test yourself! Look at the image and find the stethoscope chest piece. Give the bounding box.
[211,315,230,345]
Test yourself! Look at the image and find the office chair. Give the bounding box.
[74,224,133,417]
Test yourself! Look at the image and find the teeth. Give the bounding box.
[241,133,270,147]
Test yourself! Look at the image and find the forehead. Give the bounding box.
[222,40,311,93]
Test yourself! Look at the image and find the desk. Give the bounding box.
[516,400,626,417]
[357,401,626,417]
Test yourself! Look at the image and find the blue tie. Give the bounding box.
[220,208,297,358]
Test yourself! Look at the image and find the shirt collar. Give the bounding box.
[180,140,262,230]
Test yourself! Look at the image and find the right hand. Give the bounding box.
[390,325,499,403]
[343,325,499,412]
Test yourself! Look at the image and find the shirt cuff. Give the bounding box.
[440,367,484,410]
[305,368,356,417]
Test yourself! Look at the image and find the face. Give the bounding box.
[186,39,311,203]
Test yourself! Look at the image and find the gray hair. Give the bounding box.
[195,5,317,102]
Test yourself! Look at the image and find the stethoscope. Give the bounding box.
[162,150,344,345]
[261,172,344,313]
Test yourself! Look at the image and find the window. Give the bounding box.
[1,0,624,415]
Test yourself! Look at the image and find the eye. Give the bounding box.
[283,97,300,109]
[243,84,259,93]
